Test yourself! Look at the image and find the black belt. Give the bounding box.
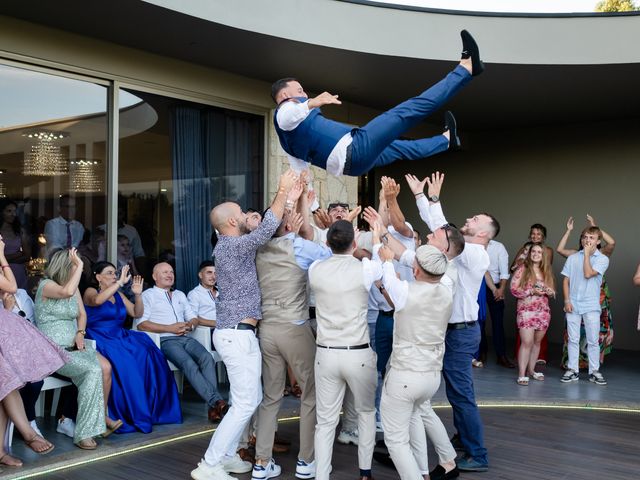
[447,321,478,330]
[233,323,256,331]
[317,343,369,350]
[380,310,394,316]
[343,144,353,175]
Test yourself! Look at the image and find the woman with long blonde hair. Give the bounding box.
[510,244,555,385]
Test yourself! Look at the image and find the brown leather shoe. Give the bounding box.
[237,447,255,463]
[497,356,515,368]
[207,400,228,423]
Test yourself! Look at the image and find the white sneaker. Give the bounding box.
[222,454,253,474]
[191,460,238,480]
[30,420,43,438]
[56,417,76,438]
[252,458,282,480]
[295,459,316,479]
[336,429,358,445]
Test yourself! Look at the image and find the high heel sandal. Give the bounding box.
[102,419,123,438]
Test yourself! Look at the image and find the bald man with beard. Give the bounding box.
[191,170,298,480]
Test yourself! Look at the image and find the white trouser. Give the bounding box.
[204,328,262,466]
[381,368,455,480]
[314,347,377,480]
[566,311,600,374]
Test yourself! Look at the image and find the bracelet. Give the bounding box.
[414,193,425,198]
[76,330,86,336]
[1,264,10,269]
[381,233,389,243]
[563,300,571,304]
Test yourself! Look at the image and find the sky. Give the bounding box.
[372,0,601,13]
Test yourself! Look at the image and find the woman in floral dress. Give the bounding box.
[510,244,555,385]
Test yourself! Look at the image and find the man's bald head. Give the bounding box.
[210,202,247,236]
[152,262,175,289]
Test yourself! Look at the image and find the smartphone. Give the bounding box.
[64,345,79,352]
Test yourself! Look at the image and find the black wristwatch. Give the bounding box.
[429,195,439,203]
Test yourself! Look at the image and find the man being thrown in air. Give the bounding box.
[271,30,484,177]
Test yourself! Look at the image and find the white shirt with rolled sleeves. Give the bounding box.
[486,240,510,285]
[276,101,352,177]
[138,286,196,337]
[187,284,217,322]
[415,197,490,324]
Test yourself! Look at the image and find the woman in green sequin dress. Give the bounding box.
[35,249,121,449]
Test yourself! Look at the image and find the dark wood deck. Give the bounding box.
[37,406,640,480]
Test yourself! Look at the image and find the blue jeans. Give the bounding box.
[375,311,395,375]
[347,65,472,175]
[486,284,507,357]
[161,336,222,406]
[443,323,488,465]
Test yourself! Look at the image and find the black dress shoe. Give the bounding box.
[372,451,396,469]
[429,465,460,480]
[444,111,461,151]
[460,30,484,76]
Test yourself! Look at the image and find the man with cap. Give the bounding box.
[373,224,455,480]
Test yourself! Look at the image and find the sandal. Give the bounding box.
[517,376,529,386]
[25,435,55,455]
[0,453,23,467]
[75,438,98,450]
[530,372,545,381]
[102,419,123,438]
[471,359,484,368]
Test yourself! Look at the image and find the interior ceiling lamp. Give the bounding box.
[69,159,102,193]
[22,130,69,176]
[0,183,5,198]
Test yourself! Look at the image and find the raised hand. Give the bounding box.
[278,169,298,192]
[586,214,596,227]
[0,235,5,258]
[382,176,400,202]
[308,91,342,109]
[118,264,131,286]
[69,248,83,268]
[287,179,304,204]
[307,189,316,206]
[313,208,331,229]
[426,171,445,199]
[287,212,304,235]
[405,174,427,196]
[566,216,574,231]
[346,205,362,223]
[363,206,383,229]
[379,245,395,262]
[131,275,143,296]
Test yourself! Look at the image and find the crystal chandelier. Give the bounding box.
[69,159,102,193]
[0,183,5,198]
[22,130,69,176]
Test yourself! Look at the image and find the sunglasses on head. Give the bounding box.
[328,203,349,211]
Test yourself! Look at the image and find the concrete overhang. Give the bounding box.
[1,0,639,129]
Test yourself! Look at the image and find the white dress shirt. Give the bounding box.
[138,286,196,337]
[9,289,35,323]
[486,240,510,285]
[276,101,353,177]
[44,216,85,255]
[187,284,217,321]
[415,198,490,324]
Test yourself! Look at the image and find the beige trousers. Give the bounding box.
[314,346,377,480]
[255,322,317,462]
[381,368,456,480]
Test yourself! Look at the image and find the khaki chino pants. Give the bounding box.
[255,322,317,462]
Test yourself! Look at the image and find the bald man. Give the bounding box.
[137,262,226,422]
[192,170,299,480]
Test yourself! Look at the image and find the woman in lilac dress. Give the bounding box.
[0,199,30,290]
[510,244,555,386]
[0,237,68,467]
[83,262,182,433]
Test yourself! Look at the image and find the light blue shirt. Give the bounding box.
[287,233,332,271]
[561,250,609,315]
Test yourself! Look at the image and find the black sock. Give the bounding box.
[360,469,372,478]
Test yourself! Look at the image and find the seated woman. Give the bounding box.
[35,248,122,450]
[83,262,182,433]
[510,244,555,386]
[0,240,67,467]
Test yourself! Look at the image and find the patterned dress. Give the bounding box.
[510,266,552,331]
[35,279,105,443]
[0,308,68,401]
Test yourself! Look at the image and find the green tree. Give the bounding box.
[595,0,638,11]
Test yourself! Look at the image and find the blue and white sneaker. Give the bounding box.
[252,458,281,480]
[295,459,316,479]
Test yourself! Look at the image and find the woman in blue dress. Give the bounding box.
[83,262,182,433]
